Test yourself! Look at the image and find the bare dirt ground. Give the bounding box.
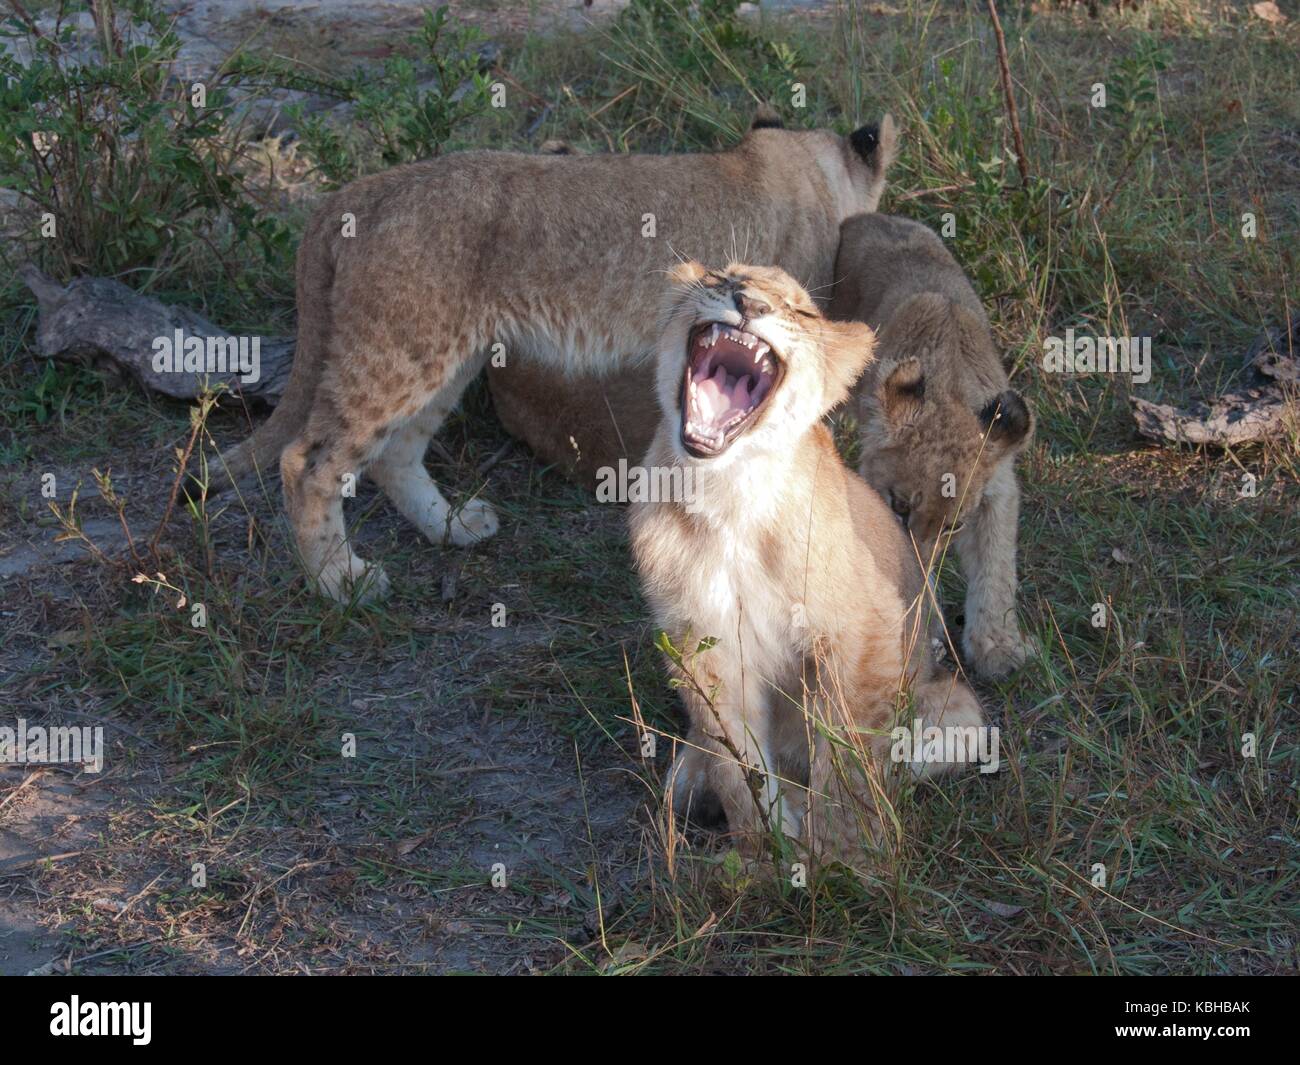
[1,415,661,972]
[0,0,681,978]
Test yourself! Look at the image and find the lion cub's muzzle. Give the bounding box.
[680,322,782,458]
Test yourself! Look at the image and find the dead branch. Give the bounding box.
[984,0,1031,187]
[18,264,293,406]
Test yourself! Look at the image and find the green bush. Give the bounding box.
[277,7,496,186]
[0,0,287,281]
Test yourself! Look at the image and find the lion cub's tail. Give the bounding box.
[215,207,336,491]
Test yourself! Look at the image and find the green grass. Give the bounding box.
[0,0,1296,974]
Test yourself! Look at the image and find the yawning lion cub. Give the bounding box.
[630,262,985,873]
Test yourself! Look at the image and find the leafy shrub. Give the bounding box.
[275,7,496,186]
[0,0,287,281]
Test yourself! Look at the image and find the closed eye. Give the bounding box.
[889,490,910,520]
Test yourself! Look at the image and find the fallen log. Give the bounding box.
[18,265,293,405]
[1130,314,1298,447]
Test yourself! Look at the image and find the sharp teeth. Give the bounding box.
[708,325,721,346]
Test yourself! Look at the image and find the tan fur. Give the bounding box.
[830,213,1034,678]
[222,114,898,601]
[489,358,663,487]
[485,116,897,491]
[629,262,984,875]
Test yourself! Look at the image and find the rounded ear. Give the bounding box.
[849,113,897,177]
[978,389,1033,448]
[750,103,784,130]
[879,357,925,424]
[669,260,708,288]
[823,320,877,408]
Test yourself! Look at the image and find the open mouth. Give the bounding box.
[680,322,782,458]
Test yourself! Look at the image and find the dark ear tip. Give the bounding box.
[850,124,880,158]
[980,389,1032,442]
[751,104,784,130]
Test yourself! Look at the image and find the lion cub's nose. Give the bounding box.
[733,291,772,320]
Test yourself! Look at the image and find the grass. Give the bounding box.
[0,0,1296,974]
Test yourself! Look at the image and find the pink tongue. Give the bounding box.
[733,374,751,410]
[695,367,758,422]
[697,372,727,419]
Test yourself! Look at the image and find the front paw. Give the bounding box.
[666,744,724,828]
[964,626,1032,679]
[316,557,391,605]
[446,498,499,546]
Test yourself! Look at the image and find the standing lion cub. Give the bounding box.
[629,261,985,872]
[219,110,896,603]
[830,213,1035,678]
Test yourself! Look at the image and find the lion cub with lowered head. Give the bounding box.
[830,214,1034,679]
[630,261,985,870]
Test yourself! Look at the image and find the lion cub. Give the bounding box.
[830,214,1034,679]
[629,262,985,871]
[219,111,896,604]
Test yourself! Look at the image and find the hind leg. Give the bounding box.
[281,415,392,604]
[281,334,499,602]
[805,730,889,874]
[368,364,499,547]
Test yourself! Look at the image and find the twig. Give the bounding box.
[984,0,1030,187]
[1095,126,1158,219]
[476,439,515,477]
[115,871,167,923]
[6,0,48,41]
[589,84,638,120]
[0,769,46,814]
[149,399,209,559]
[0,849,96,877]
